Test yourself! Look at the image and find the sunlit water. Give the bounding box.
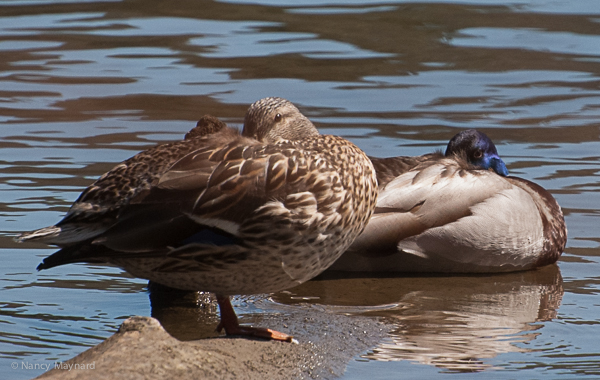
[1,1,599,379]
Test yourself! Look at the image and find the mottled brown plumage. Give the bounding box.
[185,115,227,140]
[17,114,228,246]
[18,97,378,341]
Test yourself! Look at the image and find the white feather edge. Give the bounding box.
[188,215,241,236]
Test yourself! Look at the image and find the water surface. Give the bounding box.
[1,0,599,379]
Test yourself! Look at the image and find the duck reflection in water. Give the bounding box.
[148,262,564,372]
[272,265,563,372]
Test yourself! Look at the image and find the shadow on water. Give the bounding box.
[148,282,220,341]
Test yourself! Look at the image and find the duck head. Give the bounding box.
[445,129,509,177]
[242,97,319,143]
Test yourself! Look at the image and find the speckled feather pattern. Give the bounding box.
[20,98,378,296]
[17,115,227,245]
[113,134,378,294]
[76,116,228,217]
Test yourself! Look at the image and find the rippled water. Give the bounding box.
[1,1,599,379]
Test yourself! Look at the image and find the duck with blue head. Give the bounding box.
[330,129,567,273]
[370,129,508,187]
[17,97,379,342]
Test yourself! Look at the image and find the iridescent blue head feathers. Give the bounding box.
[445,129,509,176]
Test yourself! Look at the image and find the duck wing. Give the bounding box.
[344,159,565,272]
[370,153,438,188]
[350,159,511,254]
[16,120,231,246]
[67,136,348,262]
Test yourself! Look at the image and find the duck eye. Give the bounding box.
[473,149,483,159]
[274,113,282,122]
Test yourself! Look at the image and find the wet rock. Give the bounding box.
[34,310,389,380]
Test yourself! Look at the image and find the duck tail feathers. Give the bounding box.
[36,244,103,271]
[15,226,61,244]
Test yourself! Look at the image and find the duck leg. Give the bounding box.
[215,295,295,343]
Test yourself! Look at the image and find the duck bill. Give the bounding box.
[490,156,509,177]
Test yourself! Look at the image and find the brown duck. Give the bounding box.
[17,97,378,341]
